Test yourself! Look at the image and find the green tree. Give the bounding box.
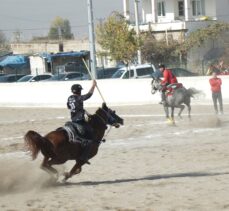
[0,31,10,55]
[180,22,229,54]
[141,33,181,65]
[96,12,139,64]
[48,16,74,40]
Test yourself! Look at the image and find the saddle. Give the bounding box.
[166,83,183,96]
[58,121,92,146]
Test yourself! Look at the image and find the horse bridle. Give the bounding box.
[151,78,162,93]
[96,108,118,127]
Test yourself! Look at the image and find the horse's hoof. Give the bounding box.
[167,118,175,125]
[63,172,70,181]
[62,177,67,183]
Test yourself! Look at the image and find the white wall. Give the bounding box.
[216,0,229,22]
[142,0,152,22]
[0,77,228,108]
[205,0,216,18]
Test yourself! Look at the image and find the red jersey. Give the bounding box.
[209,77,222,93]
[161,68,178,85]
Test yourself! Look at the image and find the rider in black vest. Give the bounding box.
[67,80,96,164]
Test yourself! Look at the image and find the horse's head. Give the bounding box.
[151,77,162,94]
[95,103,124,128]
[102,103,124,128]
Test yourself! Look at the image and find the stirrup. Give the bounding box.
[159,101,165,105]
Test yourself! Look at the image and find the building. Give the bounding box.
[29,51,90,75]
[11,40,116,68]
[124,0,229,34]
[123,0,229,71]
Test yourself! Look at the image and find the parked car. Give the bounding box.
[0,74,26,83]
[45,72,89,81]
[170,67,198,77]
[97,67,120,79]
[112,64,156,79]
[64,62,86,73]
[17,74,52,82]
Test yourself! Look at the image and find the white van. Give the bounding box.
[111,63,156,79]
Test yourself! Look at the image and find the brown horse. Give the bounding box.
[24,103,124,181]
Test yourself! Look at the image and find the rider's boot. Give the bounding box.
[159,92,166,104]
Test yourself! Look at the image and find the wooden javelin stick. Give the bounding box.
[82,58,106,103]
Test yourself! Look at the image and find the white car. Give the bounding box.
[111,64,156,79]
[17,74,52,82]
[45,72,89,81]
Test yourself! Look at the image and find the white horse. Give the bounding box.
[151,77,201,123]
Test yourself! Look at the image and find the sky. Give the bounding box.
[0,0,135,41]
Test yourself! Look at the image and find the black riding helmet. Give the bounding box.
[71,84,83,94]
[158,63,165,69]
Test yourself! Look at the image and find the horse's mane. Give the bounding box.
[87,107,107,128]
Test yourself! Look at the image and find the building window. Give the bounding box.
[158,1,165,16]
[178,1,184,16]
[192,0,205,16]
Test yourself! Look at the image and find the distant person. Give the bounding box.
[218,59,225,73]
[67,80,97,164]
[158,63,178,104]
[206,64,214,76]
[209,72,223,114]
[206,64,220,76]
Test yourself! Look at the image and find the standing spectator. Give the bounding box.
[209,72,223,114]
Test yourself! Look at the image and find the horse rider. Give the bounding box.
[158,63,178,104]
[67,80,97,164]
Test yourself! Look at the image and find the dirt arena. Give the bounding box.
[0,104,229,211]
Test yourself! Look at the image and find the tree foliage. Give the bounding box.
[180,22,229,53]
[141,33,181,65]
[141,22,229,67]
[48,16,74,40]
[0,31,10,54]
[96,12,139,64]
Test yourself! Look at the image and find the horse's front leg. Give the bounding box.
[163,105,169,119]
[63,161,82,181]
[187,104,191,120]
[170,107,176,125]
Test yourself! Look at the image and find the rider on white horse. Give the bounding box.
[158,63,178,104]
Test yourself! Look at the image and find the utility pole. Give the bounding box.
[134,0,142,64]
[87,0,97,79]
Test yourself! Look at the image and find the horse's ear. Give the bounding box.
[102,102,107,109]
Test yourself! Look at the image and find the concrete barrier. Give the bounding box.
[0,76,228,108]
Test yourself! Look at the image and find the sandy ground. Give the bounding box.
[0,104,229,211]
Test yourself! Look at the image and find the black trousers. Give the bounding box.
[212,91,223,113]
[73,119,94,139]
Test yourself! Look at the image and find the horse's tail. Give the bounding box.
[187,87,204,98]
[24,130,45,160]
